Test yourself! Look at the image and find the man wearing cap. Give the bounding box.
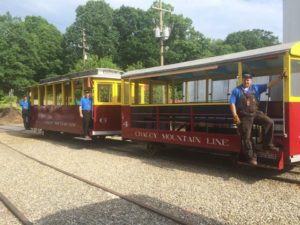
[18,95,30,130]
[230,72,286,165]
[79,89,92,140]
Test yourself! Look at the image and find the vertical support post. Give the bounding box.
[71,80,75,105]
[52,84,56,105]
[238,62,243,85]
[61,83,65,105]
[37,86,41,106]
[44,85,47,105]
[159,0,164,66]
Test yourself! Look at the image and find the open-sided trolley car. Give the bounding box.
[121,42,300,170]
[28,68,122,137]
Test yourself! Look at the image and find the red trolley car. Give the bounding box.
[29,68,122,137]
[121,42,300,170]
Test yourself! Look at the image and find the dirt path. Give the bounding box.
[0,108,22,125]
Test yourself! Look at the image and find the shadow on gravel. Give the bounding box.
[3,128,289,185]
[33,194,224,225]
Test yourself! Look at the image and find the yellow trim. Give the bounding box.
[93,79,122,105]
[140,83,145,104]
[93,80,98,105]
[121,80,125,104]
[290,42,300,57]
[185,81,188,103]
[288,56,300,102]
[71,80,75,105]
[283,53,290,102]
[166,81,169,104]
[61,83,65,105]
[44,85,47,105]
[37,86,41,106]
[52,85,56,105]
[238,62,243,84]
[113,81,117,103]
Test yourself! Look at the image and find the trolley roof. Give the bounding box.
[40,68,123,85]
[123,41,300,80]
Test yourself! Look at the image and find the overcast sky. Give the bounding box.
[0,0,283,40]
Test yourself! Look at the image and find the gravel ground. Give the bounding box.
[0,132,178,225]
[1,124,300,224]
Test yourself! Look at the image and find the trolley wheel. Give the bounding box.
[93,135,106,141]
[146,142,164,156]
[231,153,239,166]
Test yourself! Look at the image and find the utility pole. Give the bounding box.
[82,28,88,63]
[153,0,171,66]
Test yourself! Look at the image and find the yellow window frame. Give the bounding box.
[93,79,121,105]
[288,55,300,102]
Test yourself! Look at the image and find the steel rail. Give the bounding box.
[0,192,33,225]
[0,141,190,225]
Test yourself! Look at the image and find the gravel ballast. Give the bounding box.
[1,125,300,224]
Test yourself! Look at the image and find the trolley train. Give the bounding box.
[28,42,300,170]
[29,68,122,137]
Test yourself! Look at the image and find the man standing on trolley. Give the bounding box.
[18,94,30,130]
[230,72,286,165]
[79,89,92,140]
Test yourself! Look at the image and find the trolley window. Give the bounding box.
[187,80,206,102]
[291,60,300,97]
[46,85,53,105]
[55,83,62,105]
[152,83,167,104]
[98,83,113,102]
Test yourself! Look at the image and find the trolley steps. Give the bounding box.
[237,150,284,170]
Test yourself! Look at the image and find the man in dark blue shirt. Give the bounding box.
[230,72,285,165]
[79,89,92,139]
[18,95,30,129]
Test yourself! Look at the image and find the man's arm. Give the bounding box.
[230,103,237,117]
[79,106,83,118]
[230,103,241,125]
[267,71,286,88]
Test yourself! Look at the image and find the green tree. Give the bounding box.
[0,13,63,96]
[224,29,279,52]
[163,14,212,63]
[208,39,233,56]
[126,61,144,71]
[71,54,120,72]
[113,6,159,69]
[63,0,119,71]
[23,16,63,80]
[0,13,35,96]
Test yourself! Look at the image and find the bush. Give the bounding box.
[0,95,18,108]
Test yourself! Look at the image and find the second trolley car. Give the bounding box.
[121,41,300,170]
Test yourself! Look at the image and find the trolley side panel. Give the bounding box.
[92,105,121,132]
[287,102,300,156]
[30,105,82,134]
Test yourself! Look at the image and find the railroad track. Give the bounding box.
[0,192,32,225]
[265,173,300,186]
[0,141,189,225]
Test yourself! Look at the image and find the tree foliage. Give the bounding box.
[71,54,120,72]
[113,6,159,69]
[0,13,63,96]
[0,0,281,98]
[224,29,279,52]
[62,0,119,72]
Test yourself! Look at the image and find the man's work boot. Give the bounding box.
[263,144,280,152]
[243,151,257,165]
[248,157,257,165]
